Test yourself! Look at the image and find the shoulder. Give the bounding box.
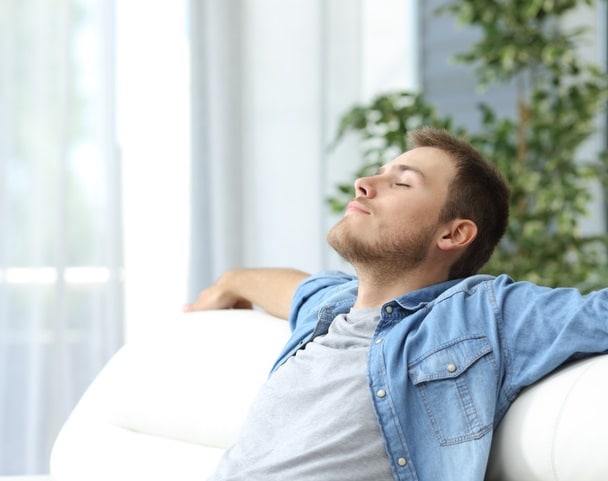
[434,274,506,302]
[430,274,536,309]
[288,270,357,328]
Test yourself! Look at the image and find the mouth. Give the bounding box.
[346,201,371,215]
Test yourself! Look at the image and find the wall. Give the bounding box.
[188,0,418,298]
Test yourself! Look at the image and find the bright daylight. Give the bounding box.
[2,1,608,481]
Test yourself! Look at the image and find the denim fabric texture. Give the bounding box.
[269,271,608,481]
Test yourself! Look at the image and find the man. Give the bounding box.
[184,127,608,481]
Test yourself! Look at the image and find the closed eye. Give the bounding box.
[396,183,411,187]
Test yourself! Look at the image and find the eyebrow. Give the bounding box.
[376,164,426,180]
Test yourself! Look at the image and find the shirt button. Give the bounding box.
[447,363,457,373]
[375,338,383,344]
[376,389,387,398]
[385,305,393,313]
[397,457,407,466]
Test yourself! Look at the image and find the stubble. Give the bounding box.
[326,217,436,277]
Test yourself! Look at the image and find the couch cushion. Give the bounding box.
[105,310,290,447]
[50,310,290,481]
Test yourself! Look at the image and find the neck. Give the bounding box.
[352,262,449,309]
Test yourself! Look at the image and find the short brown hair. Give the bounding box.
[408,127,511,278]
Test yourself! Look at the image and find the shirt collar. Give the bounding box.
[393,278,464,312]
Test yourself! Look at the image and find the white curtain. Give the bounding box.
[0,0,123,474]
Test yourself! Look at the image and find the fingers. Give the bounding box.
[182,285,253,312]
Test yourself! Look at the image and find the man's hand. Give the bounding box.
[182,268,309,319]
[183,271,253,312]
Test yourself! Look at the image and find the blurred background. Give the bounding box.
[0,0,606,475]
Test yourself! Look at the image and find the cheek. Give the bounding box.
[390,204,433,226]
[389,204,442,237]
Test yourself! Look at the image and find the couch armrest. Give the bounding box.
[487,354,608,481]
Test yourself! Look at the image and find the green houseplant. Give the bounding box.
[329,0,608,291]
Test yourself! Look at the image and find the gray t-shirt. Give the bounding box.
[208,308,394,480]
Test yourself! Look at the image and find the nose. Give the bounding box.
[354,175,377,198]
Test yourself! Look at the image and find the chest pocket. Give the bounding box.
[408,336,496,446]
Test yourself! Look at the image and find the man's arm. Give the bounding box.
[182,268,310,319]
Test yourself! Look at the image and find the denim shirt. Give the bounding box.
[269,271,608,481]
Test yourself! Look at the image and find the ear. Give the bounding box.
[437,219,478,252]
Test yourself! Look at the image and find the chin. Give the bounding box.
[327,223,372,264]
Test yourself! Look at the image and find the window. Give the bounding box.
[0,0,122,474]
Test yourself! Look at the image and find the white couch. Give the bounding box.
[49,309,608,481]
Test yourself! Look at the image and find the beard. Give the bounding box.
[327,217,436,276]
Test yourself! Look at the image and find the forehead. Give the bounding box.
[385,146,456,184]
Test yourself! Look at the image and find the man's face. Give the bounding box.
[327,146,457,272]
